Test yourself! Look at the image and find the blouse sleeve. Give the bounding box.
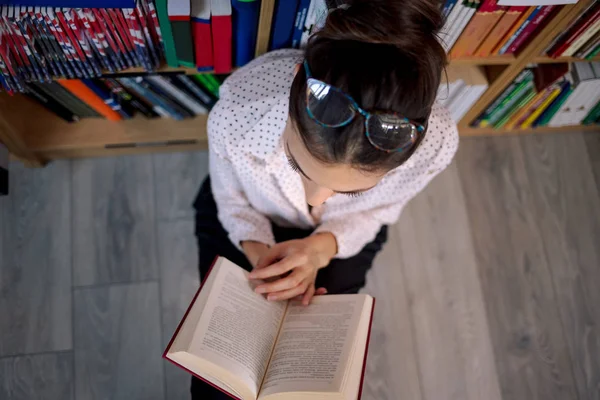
[207,97,276,250]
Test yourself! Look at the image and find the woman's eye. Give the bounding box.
[286,157,300,173]
[344,192,364,198]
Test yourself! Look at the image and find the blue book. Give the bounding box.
[270,0,300,50]
[232,0,261,67]
[442,0,458,19]
[81,79,130,119]
[0,0,134,7]
[499,6,541,55]
[291,0,310,48]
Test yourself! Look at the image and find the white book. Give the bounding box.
[453,84,488,122]
[145,76,208,115]
[439,1,465,49]
[448,85,473,121]
[446,3,477,52]
[300,0,328,48]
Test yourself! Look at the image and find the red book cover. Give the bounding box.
[550,3,600,57]
[506,5,556,54]
[212,15,232,73]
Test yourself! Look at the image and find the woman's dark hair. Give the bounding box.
[289,0,447,173]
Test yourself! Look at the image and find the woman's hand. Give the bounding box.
[248,232,337,305]
[241,240,271,268]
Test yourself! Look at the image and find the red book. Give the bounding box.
[475,6,526,57]
[506,5,557,54]
[549,3,600,57]
[163,256,376,400]
[451,0,507,57]
[211,0,232,73]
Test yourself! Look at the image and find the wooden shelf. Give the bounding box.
[102,64,206,76]
[449,55,516,66]
[459,124,600,136]
[531,55,600,64]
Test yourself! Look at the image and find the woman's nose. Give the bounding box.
[305,184,334,207]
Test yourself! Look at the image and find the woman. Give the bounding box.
[192,0,457,397]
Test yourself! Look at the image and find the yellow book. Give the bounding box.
[504,90,541,130]
[520,87,562,129]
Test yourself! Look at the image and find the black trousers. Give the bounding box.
[191,177,387,399]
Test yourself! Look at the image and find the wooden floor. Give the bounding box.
[1,132,599,400]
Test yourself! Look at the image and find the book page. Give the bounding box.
[188,259,287,399]
[259,295,368,398]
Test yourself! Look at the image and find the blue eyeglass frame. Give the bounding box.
[303,60,426,152]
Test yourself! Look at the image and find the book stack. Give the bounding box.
[440,0,558,58]
[437,65,488,123]
[473,62,600,129]
[543,2,600,60]
[0,1,164,93]
[23,72,220,122]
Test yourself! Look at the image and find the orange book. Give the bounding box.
[57,80,123,121]
[491,6,534,55]
[450,0,505,57]
[475,6,527,57]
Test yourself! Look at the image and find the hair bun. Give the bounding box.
[319,0,444,51]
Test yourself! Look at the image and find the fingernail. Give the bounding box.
[267,295,276,301]
[255,287,265,294]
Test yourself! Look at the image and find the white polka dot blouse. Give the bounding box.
[208,49,459,259]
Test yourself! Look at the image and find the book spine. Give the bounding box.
[145,75,208,114]
[499,6,541,54]
[534,82,571,127]
[291,0,310,48]
[82,78,131,118]
[442,0,459,19]
[550,4,600,57]
[58,78,122,120]
[582,100,600,124]
[232,0,260,67]
[117,77,177,118]
[586,43,600,59]
[506,5,555,55]
[473,69,531,127]
[447,1,478,52]
[492,6,533,55]
[494,88,535,129]
[24,83,79,122]
[450,0,496,58]
[562,18,600,57]
[485,79,534,127]
[175,74,216,107]
[521,85,562,129]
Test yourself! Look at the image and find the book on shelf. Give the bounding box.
[21,72,219,121]
[549,61,600,127]
[475,6,526,56]
[491,6,535,54]
[163,256,375,400]
[545,2,600,58]
[270,0,299,50]
[437,65,489,122]
[191,0,213,70]
[573,30,600,59]
[503,5,556,54]
[232,0,260,67]
[450,0,506,58]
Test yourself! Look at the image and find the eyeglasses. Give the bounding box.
[303,60,426,153]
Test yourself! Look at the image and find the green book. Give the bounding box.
[473,70,533,127]
[193,74,221,98]
[586,44,600,60]
[155,0,178,67]
[582,100,600,125]
[494,88,536,129]
[536,87,573,127]
[486,79,534,127]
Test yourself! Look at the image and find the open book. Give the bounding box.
[163,256,375,400]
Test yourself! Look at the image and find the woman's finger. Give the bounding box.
[267,281,309,302]
[302,285,316,306]
[254,268,307,294]
[254,244,285,270]
[315,287,328,296]
[249,253,306,280]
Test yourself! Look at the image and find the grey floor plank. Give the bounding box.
[0,161,72,357]
[157,220,200,400]
[585,132,600,191]
[153,151,208,221]
[71,155,158,286]
[361,225,423,400]
[456,137,578,400]
[0,352,73,400]
[396,163,502,400]
[74,281,164,400]
[520,133,600,400]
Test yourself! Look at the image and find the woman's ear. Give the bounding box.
[294,63,301,76]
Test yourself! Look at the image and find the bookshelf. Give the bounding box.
[0,0,598,167]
